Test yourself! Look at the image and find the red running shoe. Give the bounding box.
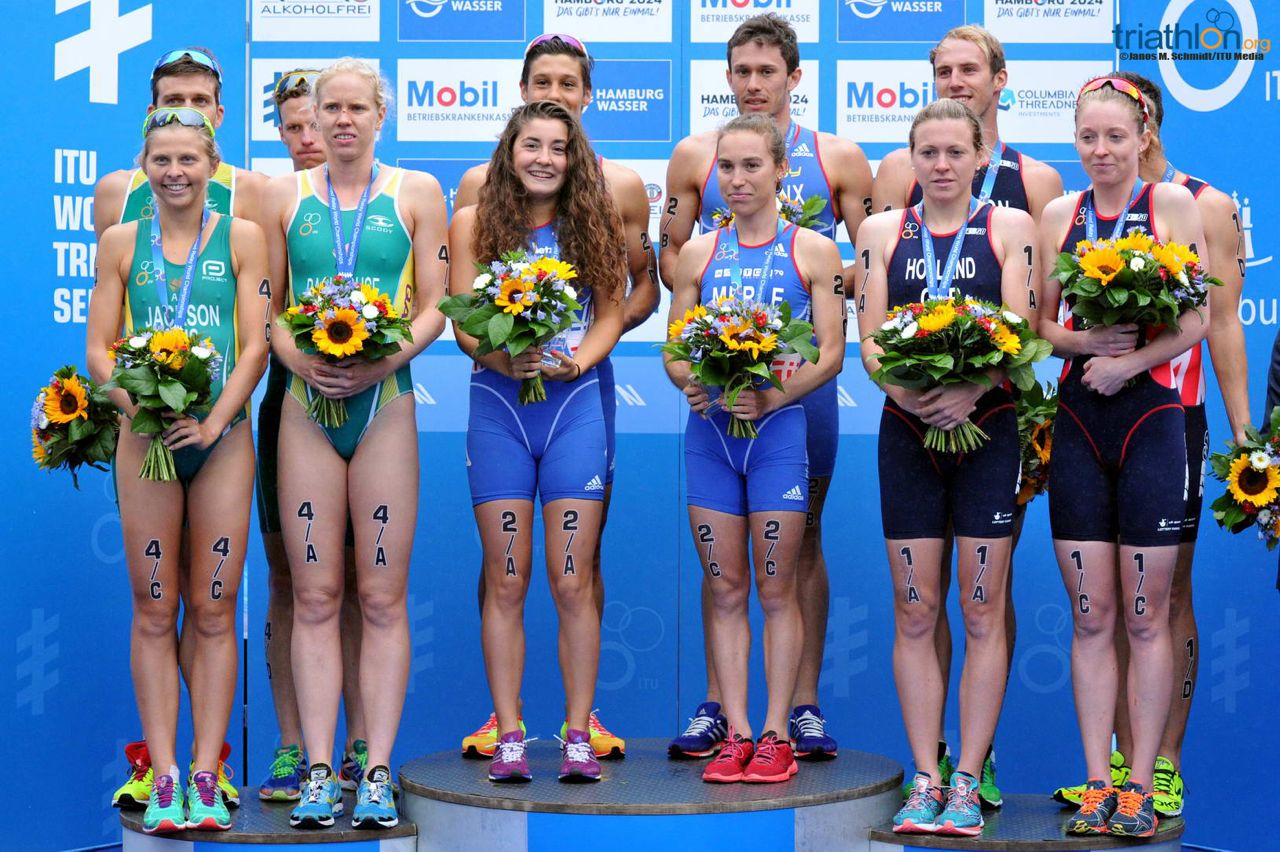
[702,729,754,783]
[743,732,798,783]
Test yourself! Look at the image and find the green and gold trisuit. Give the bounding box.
[120,161,236,223]
[123,213,245,483]
[284,166,415,460]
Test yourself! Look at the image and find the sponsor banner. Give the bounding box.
[836,59,934,144]
[998,60,1112,144]
[690,0,820,43]
[399,0,526,42]
[396,59,524,142]
[252,0,381,42]
[985,0,1115,44]
[1144,0,1266,113]
[397,156,486,216]
[837,0,965,43]
[544,0,673,41]
[249,58,379,142]
[688,59,819,134]
[583,60,672,142]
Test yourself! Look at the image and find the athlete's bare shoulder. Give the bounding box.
[93,168,134,237]
[601,158,646,199]
[669,132,718,181]
[1193,182,1236,223]
[454,162,490,210]
[871,147,914,213]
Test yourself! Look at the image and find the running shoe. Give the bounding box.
[935,770,984,837]
[901,741,953,800]
[142,774,185,835]
[1064,779,1117,834]
[979,746,1003,809]
[186,770,231,831]
[352,765,399,829]
[668,701,728,758]
[112,740,153,810]
[743,732,798,783]
[461,713,526,758]
[893,771,944,834]
[1152,755,1184,817]
[1108,781,1158,838]
[259,745,306,801]
[290,765,344,829]
[558,710,626,760]
[558,728,602,782]
[339,739,368,791]
[216,742,240,808]
[702,729,754,783]
[1053,750,1129,806]
[488,731,533,783]
[789,705,837,761]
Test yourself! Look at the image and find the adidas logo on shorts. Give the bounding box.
[584,475,604,492]
[790,142,814,158]
[782,485,805,501]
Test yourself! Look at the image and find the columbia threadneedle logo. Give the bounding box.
[585,475,604,492]
[782,485,805,501]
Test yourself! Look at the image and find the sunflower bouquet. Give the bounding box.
[1053,229,1217,332]
[1015,381,1058,506]
[103,327,222,481]
[438,251,583,405]
[278,275,413,426]
[711,193,828,231]
[30,366,118,488]
[1208,407,1280,549]
[868,297,1052,453]
[662,293,817,439]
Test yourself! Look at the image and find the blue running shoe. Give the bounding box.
[668,702,728,758]
[894,771,943,834]
[339,739,368,791]
[142,774,185,835]
[789,705,838,761]
[352,765,398,829]
[1108,782,1158,838]
[936,771,984,837]
[259,745,306,801]
[290,765,344,829]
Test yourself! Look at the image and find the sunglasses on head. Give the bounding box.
[142,107,215,139]
[152,48,222,81]
[525,33,589,59]
[1077,76,1149,125]
[274,69,320,118]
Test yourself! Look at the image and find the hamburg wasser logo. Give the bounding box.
[838,0,963,43]
[1115,6,1270,61]
[399,0,525,41]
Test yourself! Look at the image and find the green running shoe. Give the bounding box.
[979,747,1003,809]
[112,740,153,810]
[1064,779,1117,835]
[1108,781,1158,837]
[1053,750,1129,805]
[142,774,185,835]
[901,741,953,800]
[186,770,231,830]
[1152,755,1184,817]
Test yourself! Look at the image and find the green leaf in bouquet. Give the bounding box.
[437,292,479,320]
[115,365,159,397]
[1105,287,1130,307]
[158,379,188,412]
[87,424,118,464]
[789,336,819,364]
[777,300,792,325]
[506,329,537,357]
[460,303,501,337]
[1007,364,1037,392]
[488,311,515,349]
[67,417,90,442]
[130,407,164,435]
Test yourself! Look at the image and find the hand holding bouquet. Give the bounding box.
[868,297,1051,453]
[1209,407,1280,549]
[31,366,118,488]
[1053,229,1217,331]
[278,275,414,426]
[438,251,583,405]
[103,328,221,481]
[663,294,817,439]
[1015,380,1058,506]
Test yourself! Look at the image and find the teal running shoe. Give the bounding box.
[142,774,185,835]
[901,741,953,800]
[290,765,344,829]
[935,771,984,837]
[894,771,943,834]
[352,765,399,829]
[980,746,1003,808]
[259,745,306,801]
[186,770,231,830]
[1064,779,1117,834]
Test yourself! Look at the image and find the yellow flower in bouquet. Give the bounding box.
[668,305,707,340]
[529,256,578,281]
[148,328,191,370]
[1113,231,1154,253]
[1031,419,1053,465]
[313,308,369,357]
[1227,454,1280,507]
[43,375,89,424]
[31,432,46,463]
[359,283,398,319]
[1078,245,1124,287]
[991,322,1022,355]
[494,277,540,316]
[918,303,957,333]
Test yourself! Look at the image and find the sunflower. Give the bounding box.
[1165,241,1199,268]
[529,256,578,281]
[148,328,191,370]
[312,308,369,358]
[991,323,1022,355]
[917,303,957,333]
[1074,239,1094,255]
[1030,419,1053,464]
[494,277,539,316]
[1078,246,1125,287]
[31,431,46,465]
[1149,243,1184,277]
[1227,453,1280,507]
[1113,231,1153,254]
[43,377,89,424]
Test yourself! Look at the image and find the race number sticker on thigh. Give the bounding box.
[210,536,231,601]
[373,504,390,568]
[972,544,989,604]
[298,501,318,564]
[1070,549,1090,614]
[562,509,578,577]
[1133,552,1148,617]
[145,539,163,600]
[762,519,780,577]
[696,522,720,577]
[501,510,519,577]
[901,545,919,604]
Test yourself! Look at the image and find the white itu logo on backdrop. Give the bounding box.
[53,0,152,105]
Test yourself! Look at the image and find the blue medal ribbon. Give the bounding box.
[325,161,380,278]
[977,139,1003,204]
[1160,162,1177,184]
[726,218,787,297]
[149,207,210,328]
[916,198,980,300]
[1083,180,1144,243]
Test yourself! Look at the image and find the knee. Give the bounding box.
[895,601,939,642]
[549,573,593,613]
[188,603,235,640]
[1071,607,1116,643]
[707,574,750,615]
[756,576,797,615]
[293,584,342,626]
[359,587,406,630]
[1124,610,1167,645]
[960,600,1005,642]
[133,599,179,639]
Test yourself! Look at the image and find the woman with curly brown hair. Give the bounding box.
[447,100,626,784]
